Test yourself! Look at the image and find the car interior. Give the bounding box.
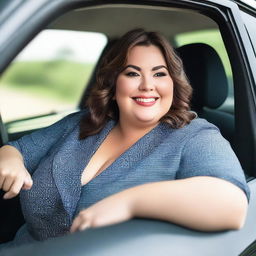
[0,3,255,250]
[176,43,234,144]
[57,5,234,137]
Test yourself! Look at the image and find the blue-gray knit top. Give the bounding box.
[2,110,250,249]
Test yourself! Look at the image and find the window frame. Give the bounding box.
[0,0,256,175]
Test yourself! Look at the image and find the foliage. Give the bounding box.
[0,60,94,102]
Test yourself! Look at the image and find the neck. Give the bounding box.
[115,119,159,141]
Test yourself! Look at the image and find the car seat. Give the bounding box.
[79,39,118,107]
[176,43,235,145]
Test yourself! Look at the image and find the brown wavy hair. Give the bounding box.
[79,28,195,139]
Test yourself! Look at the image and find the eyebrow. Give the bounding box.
[123,64,168,71]
[123,65,141,71]
[152,65,168,71]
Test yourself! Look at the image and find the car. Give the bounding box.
[0,0,256,255]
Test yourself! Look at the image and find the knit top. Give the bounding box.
[1,110,250,249]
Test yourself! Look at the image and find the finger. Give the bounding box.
[3,178,24,199]
[2,176,15,192]
[22,174,33,190]
[70,217,81,233]
[79,222,90,231]
[0,175,5,189]
[70,213,91,233]
[71,218,90,233]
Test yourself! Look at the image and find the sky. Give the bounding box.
[16,30,107,63]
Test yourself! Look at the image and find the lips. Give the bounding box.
[132,96,159,107]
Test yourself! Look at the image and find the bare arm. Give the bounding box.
[128,176,248,231]
[71,176,248,232]
[0,145,32,199]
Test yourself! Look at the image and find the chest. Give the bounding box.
[81,132,137,186]
[25,122,184,208]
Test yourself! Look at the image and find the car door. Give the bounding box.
[0,0,256,255]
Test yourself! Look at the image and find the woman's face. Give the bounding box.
[115,45,173,128]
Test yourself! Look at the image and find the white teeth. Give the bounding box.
[135,98,156,102]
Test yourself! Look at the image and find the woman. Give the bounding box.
[0,29,249,248]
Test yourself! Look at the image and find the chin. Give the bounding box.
[135,117,159,126]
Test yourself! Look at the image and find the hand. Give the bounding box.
[0,164,33,199]
[70,191,133,233]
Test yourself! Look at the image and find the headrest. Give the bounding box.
[176,43,228,109]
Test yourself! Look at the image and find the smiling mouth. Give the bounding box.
[132,97,159,102]
[135,98,156,102]
[132,97,159,106]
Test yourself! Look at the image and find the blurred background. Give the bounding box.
[0,30,107,122]
[0,28,232,133]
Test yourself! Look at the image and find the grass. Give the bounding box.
[0,60,94,103]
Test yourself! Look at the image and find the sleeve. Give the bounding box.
[176,127,250,201]
[6,111,84,174]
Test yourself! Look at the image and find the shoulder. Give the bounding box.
[183,117,219,133]
[49,109,88,132]
[160,117,220,142]
[61,109,88,124]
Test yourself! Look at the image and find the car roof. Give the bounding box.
[49,4,218,39]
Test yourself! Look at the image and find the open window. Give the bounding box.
[0,29,107,140]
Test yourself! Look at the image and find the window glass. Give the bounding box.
[175,29,233,113]
[241,11,256,55]
[0,29,107,126]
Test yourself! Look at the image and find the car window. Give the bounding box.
[241,11,256,56]
[0,29,107,135]
[175,29,234,113]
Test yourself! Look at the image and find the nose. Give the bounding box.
[138,75,154,91]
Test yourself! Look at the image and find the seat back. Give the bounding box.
[0,114,8,146]
[79,39,118,108]
[176,43,234,144]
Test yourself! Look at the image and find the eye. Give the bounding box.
[154,72,167,77]
[125,72,139,77]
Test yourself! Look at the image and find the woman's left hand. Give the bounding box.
[70,190,133,233]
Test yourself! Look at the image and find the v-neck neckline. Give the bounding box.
[81,120,162,187]
[51,118,173,218]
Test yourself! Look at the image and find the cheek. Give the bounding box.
[158,79,174,100]
[115,76,137,98]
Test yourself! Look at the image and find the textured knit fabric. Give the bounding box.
[1,110,250,249]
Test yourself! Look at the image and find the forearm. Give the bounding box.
[0,145,24,163]
[125,176,248,231]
